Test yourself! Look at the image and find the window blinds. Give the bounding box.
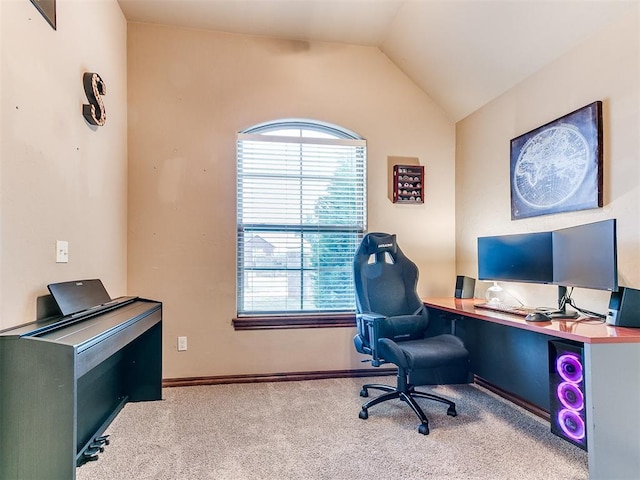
[237,133,367,314]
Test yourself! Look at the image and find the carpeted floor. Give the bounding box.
[76,377,587,480]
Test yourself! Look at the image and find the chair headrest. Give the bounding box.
[363,233,397,256]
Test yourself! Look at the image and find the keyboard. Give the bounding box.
[474,302,538,317]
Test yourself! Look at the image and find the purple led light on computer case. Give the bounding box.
[558,409,586,441]
[556,353,583,383]
[557,382,585,411]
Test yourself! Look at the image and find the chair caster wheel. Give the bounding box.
[418,423,429,435]
[447,406,457,417]
[360,388,368,398]
[359,408,368,420]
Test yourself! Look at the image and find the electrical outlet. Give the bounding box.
[56,240,69,263]
[177,336,187,351]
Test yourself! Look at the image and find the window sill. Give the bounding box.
[232,313,356,330]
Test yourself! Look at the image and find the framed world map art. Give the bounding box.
[510,101,603,220]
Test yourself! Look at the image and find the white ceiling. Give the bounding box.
[117,0,638,121]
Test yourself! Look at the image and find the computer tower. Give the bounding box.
[548,340,587,451]
[454,276,475,299]
[606,286,640,327]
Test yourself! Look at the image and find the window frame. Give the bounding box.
[234,119,366,330]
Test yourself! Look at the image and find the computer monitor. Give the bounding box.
[552,219,618,292]
[478,231,553,284]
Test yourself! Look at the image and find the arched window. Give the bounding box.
[236,119,367,322]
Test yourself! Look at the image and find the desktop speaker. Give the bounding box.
[548,340,587,451]
[454,276,475,299]
[606,286,640,327]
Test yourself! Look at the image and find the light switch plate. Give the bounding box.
[56,240,69,263]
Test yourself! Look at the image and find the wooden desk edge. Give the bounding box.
[423,297,640,344]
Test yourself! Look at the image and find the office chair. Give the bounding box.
[353,232,469,434]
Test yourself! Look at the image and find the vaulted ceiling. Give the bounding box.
[117,0,638,122]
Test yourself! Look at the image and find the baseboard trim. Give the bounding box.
[474,375,550,421]
[163,368,397,388]
[164,371,550,423]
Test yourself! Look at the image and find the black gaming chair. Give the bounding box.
[353,232,469,434]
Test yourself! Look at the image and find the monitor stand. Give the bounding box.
[550,285,580,319]
[548,310,580,319]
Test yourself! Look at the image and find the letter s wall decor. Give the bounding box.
[82,72,106,126]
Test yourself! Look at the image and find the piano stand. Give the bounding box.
[0,298,162,480]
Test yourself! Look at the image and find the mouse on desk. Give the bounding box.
[525,312,551,322]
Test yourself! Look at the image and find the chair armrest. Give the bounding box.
[357,313,386,367]
[359,312,385,322]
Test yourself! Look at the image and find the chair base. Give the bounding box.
[358,382,457,435]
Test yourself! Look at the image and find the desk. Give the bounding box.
[424,298,640,480]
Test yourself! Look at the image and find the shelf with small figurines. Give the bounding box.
[392,165,424,204]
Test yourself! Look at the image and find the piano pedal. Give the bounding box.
[77,448,100,466]
[95,434,110,446]
[77,435,111,466]
[91,434,110,451]
[85,446,101,456]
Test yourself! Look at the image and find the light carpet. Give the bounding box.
[76,377,587,480]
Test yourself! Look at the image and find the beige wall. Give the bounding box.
[126,24,456,378]
[456,6,640,314]
[5,2,634,381]
[0,0,128,330]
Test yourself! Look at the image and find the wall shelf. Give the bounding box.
[393,164,424,204]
